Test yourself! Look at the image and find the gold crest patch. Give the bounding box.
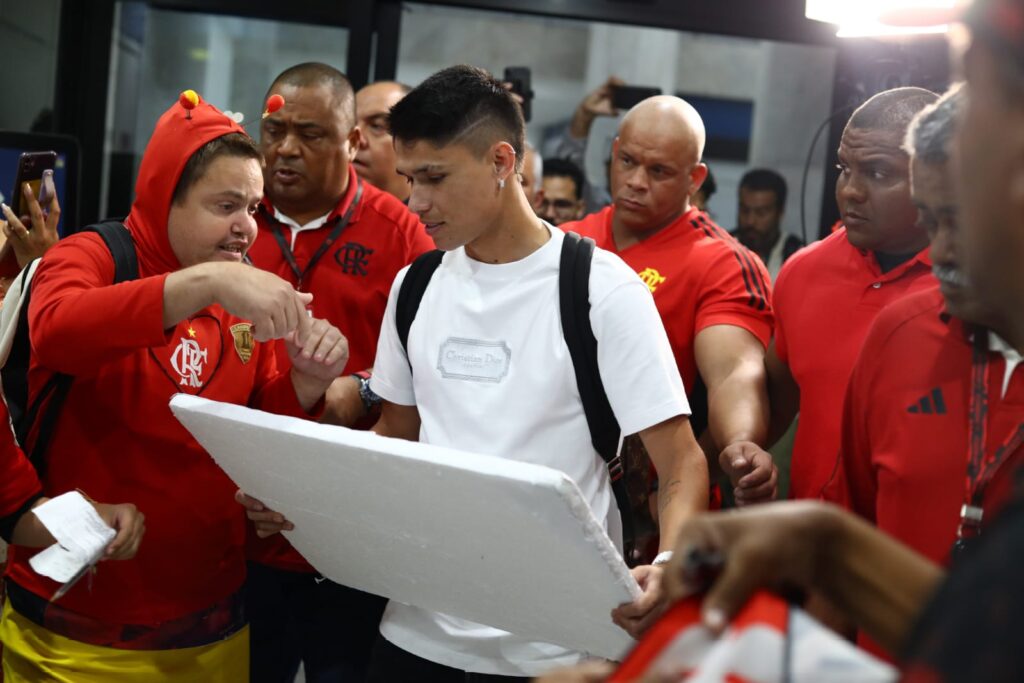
[230,323,254,363]
[637,267,667,293]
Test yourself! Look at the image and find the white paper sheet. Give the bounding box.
[170,394,640,660]
[29,491,115,584]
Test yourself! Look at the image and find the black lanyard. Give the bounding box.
[953,328,1024,555]
[269,179,363,289]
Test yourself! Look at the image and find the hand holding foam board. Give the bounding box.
[170,394,640,660]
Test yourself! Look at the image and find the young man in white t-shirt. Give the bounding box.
[243,65,710,681]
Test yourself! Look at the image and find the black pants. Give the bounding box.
[245,562,387,683]
[366,634,532,683]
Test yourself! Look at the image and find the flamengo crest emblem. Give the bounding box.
[171,333,208,388]
[231,323,254,364]
[637,267,667,293]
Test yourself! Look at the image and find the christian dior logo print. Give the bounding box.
[334,241,374,276]
[437,338,511,383]
[637,267,667,293]
[171,331,208,388]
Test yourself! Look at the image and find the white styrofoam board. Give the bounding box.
[170,394,640,660]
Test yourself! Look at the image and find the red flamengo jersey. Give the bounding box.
[247,166,433,572]
[829,286,1024,565]
[773,227,934,500]
[563,206,773,434]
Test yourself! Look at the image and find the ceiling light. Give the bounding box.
[806,0,962,37]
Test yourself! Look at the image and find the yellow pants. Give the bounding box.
[0,599,249,682]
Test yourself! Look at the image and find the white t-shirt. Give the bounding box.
[370,225,689,677]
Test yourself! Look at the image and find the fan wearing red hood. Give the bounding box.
[0,94,348,681]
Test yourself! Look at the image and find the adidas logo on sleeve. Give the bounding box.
[907,387,947,415]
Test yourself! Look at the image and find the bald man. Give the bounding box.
[766,87,939,503]
[563,96,778,516]
[354,80,412,202]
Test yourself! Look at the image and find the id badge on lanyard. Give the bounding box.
[953,328,1024,556]
[270,180,364,290]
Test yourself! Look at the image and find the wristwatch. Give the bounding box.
[353,370,382,412]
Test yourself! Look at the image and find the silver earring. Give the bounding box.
[498,178,506,190]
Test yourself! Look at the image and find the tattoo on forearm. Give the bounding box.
[658,479,682,514]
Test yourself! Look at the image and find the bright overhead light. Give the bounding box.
[805,0,961,37]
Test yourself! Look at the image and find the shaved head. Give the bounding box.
[621,96,706,164]
[358,80,411,101]
[355,80,413,200]
[836,86,938,255]
[611,95,709,242]
[268,62,356,130]
[846,87,938,137]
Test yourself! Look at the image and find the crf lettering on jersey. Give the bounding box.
[171,337,208,388]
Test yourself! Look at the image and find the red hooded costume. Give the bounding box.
[4,97,318,633]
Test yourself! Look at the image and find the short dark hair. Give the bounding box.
[847,87,939,138]
[172,133,262,205]
[387,65,526,172]
[267,62,355,129]
[739,168,787,209]
[542,158,585,200]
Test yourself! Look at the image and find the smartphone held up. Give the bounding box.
[0,151,59,277]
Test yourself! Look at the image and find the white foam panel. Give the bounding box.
[170,394,639,660]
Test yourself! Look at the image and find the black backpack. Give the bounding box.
[2,221,138,474]
[395,231,656,566]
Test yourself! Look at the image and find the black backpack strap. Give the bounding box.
[558,232,636,554]
[87,220,139,283]
[20,221,138,474]
[396,250,444,361]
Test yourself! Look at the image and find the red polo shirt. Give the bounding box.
[828,286,1024,565]
[247,167,433,572]
[563,206,773,434]
[773,227,934,500]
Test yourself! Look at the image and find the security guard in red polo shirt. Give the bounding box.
[245,63,433,683]
[767,87,940,502]
[830,83,1024,571]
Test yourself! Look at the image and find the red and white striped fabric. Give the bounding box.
[611,592,897,683]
